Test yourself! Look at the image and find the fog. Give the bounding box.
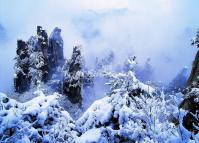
[0,0,199,92]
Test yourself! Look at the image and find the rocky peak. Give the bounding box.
[48,27,64,71]
[14,26,64,93]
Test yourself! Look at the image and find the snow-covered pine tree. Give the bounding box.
[63,45,84,103]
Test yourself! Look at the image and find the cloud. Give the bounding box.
[0,0,199,92]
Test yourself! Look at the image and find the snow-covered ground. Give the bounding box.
[0,71,198,143]
[0,91,76,142]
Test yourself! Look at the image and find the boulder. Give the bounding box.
[179,89,199,134]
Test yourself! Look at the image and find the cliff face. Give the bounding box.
[14,26,64,93]
[13,27,88,104]
[180,30,199,134]
[14,40,31,92]
[49,27,64,73]
[63,46,83,103]
[187,50,199,86]
[187,30,199,86]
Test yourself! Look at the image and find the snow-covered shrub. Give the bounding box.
[75,93,182,142]
[0,92,77,142]
[103,71,154,94]
[75,71,185,143]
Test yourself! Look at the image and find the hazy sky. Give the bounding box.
[0,0,199,92]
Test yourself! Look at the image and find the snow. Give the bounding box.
[73,70,198,142]
[76,96,113,133]
[5,24,199,142]
[0,92,76,142]
[1,74,198,142]
[76,92,176,142]
[1,60,199,142]
[75,128,101,143]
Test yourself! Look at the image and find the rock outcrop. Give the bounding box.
[63,46,83,103]
[187,30,199,86]
[180,30,199,135]
[14,26,64,93]
[187,51,199,86]
[14,26,90,104]
[179,89,199,134]
[49,27,64,75]
[14,40,31,93]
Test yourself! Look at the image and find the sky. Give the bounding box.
[0,0,199,92]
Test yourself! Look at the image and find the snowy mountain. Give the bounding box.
[0,26,198,143]
[1,70,198,142]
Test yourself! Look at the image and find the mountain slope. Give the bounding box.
[1,71,198,142]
